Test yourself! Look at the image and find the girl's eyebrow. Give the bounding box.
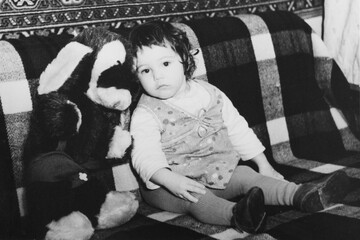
[135,65,147,71]
[160,55,176,60]
[161,51,179,59]
[138,55,175,66]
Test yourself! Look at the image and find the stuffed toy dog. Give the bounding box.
[25,27,139,240]
[30,27,139,167]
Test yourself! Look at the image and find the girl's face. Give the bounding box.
[134,44,187,100]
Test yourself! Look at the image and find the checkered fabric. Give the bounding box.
[0,11,359,240]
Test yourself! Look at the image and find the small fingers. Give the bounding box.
[182,192,200,203]
[177,178,206,202]
[272,170,288,182]
[178,185,206,203]
[261,167,285,180]
[273,169,284,180]
[187,181,206,195]
[194,181,206,189]
[188,185,206,195]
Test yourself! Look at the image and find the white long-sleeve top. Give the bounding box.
[130,80,265,189]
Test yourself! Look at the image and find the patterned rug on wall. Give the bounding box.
[0,0,323,40]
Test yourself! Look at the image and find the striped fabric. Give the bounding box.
[0,11,359,240]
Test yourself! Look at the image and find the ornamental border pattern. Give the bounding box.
[0,0,323,39]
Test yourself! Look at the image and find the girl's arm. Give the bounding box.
[130,107,206,201]
[220,91,284,180]
[130,107,170,189]
[250,152,284,180]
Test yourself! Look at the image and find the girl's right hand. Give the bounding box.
[166,173,206,202]
[151,168,206,203]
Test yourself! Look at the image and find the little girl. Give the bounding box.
[129,21,350,233]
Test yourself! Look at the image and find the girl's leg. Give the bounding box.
[140,185,234,226]
[212,165,300,206]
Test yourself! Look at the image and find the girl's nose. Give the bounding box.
[152,69,164,81]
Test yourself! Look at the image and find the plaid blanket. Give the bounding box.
[0,11,360,240]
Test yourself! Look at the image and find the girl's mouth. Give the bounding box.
[157,84,169,90]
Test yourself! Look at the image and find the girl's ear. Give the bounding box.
[190,49,199,56]
[183,48,197,79]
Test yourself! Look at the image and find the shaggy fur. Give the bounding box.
[45,211,94,240]
[97,191,139,229]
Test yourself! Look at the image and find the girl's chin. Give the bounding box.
[154,90,177,99]
[155,94,173,100]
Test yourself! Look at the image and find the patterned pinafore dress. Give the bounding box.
[137,80,240,189]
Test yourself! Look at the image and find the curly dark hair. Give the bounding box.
[129,21,196,80]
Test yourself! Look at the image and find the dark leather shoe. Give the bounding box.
[232,187,266,233]
[293,171,350,213]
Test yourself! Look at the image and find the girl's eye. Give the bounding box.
[141,69,150,74]
[163,61,170,67]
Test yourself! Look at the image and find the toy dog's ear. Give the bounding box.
[36,42,92,141]
[86,40,127,108]
[38,42,93,95]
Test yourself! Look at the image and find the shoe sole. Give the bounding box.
[319,171,351,207]
[302,171,350,212]
[249,188,266,233]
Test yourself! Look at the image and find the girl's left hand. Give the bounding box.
[259,165,285,180]
[250,153,285,180]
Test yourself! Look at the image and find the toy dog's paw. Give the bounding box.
[106,126,132,159]
[45,211,94,240]
[97,191,139,229]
